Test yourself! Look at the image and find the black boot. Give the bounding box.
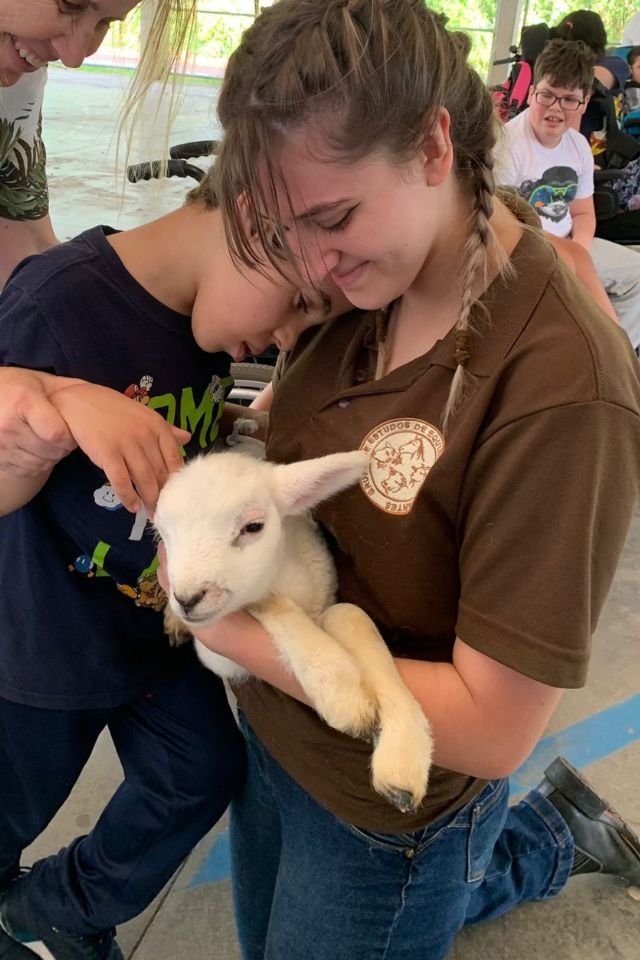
[537,756,640,884]
[0,872,124,960]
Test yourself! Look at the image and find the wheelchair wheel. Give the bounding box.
[229,362,274,405]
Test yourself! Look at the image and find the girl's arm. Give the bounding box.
[0,370,191,513]
[185,612,562,781]
[0,367,81,476]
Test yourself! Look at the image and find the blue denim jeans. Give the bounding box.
[230,715,574,960]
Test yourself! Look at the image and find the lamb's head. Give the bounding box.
[154,449,368,627]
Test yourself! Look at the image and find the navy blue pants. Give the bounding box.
[0,656,245,934]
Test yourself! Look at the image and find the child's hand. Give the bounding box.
[51,383,191,513]
[0,368,77,476]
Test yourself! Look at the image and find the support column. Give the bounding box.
[487,0,525,87]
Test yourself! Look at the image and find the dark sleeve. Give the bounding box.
[456,402,640,689]
[598,56,630,94]
[0,281,68,373]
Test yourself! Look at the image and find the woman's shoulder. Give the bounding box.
[479,229,640,423]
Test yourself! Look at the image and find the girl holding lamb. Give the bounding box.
[157,1,640,958]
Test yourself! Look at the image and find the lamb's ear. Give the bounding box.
[271,451,368,515]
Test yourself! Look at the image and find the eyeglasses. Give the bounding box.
[533,90,585,112]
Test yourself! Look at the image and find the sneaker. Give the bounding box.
[537,756,640,884]
[0,874,123,960]
[0,927,38,959]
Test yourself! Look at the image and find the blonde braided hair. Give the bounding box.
[215,0,505,430]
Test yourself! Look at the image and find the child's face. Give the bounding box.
[191,267,349,360]
[527,78,588,147]
[631,57,640,84]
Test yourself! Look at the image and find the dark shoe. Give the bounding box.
[537,756,640,885]
[0,927,37,959]
[0,873,123,960]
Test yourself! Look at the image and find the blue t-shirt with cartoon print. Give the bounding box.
[0,226,232,709]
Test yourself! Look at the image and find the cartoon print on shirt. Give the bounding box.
[209,375,225,404]
[116,562,166,611]
[74,375,231,605]
[93,482,122,511]
[124,374,153,404]
[360,419,445,515]
[518,165,578,224]
[68,554,96,577]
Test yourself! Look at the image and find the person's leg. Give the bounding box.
[464,784,573,925]
[25,656,245,932]
[230,715,282,960]
[590,236,640,349]
[233,720,520,960]
[0,696,108,885]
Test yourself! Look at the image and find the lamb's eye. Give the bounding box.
[241,521,264,535]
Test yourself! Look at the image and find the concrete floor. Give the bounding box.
[16,67,640,960]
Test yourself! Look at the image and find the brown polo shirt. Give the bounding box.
[235,221,640,833]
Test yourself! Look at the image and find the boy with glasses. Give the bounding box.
[495,38,640,350]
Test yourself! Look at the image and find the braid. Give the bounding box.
[441,38,499,434]
[442,154,496,433]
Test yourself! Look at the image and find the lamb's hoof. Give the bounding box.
[379,787,421,815]
[370,715,433,814]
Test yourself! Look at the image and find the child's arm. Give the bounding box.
[569,197,597,250]
[218,401,269,443]
[249,380,274,413]
[50,383,191,514]
[0,467,53,517]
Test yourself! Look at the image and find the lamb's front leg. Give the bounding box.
[248,594,377,738]
[321,603,434,814]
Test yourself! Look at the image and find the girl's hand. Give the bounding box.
[51,383,191,513]
[0,368,77,476]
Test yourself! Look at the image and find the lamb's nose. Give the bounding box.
[174,589,206,616]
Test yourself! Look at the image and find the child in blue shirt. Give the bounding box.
[0,169,337,960]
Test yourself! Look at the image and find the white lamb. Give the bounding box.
[154,449,433,813]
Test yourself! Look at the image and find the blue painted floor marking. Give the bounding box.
[188,829,231,888]
[509,692,640,795]
[186,693,640,889]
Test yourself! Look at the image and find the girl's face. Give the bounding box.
[631,56,640,85]
[0,0,139,87]
[262,118,453,312]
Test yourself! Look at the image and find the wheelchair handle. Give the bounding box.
[127,159,205,184]
[169,140,219,160]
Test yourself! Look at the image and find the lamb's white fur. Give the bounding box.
[155,449,433,813]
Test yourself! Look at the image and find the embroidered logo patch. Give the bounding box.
[359,418,444,515]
